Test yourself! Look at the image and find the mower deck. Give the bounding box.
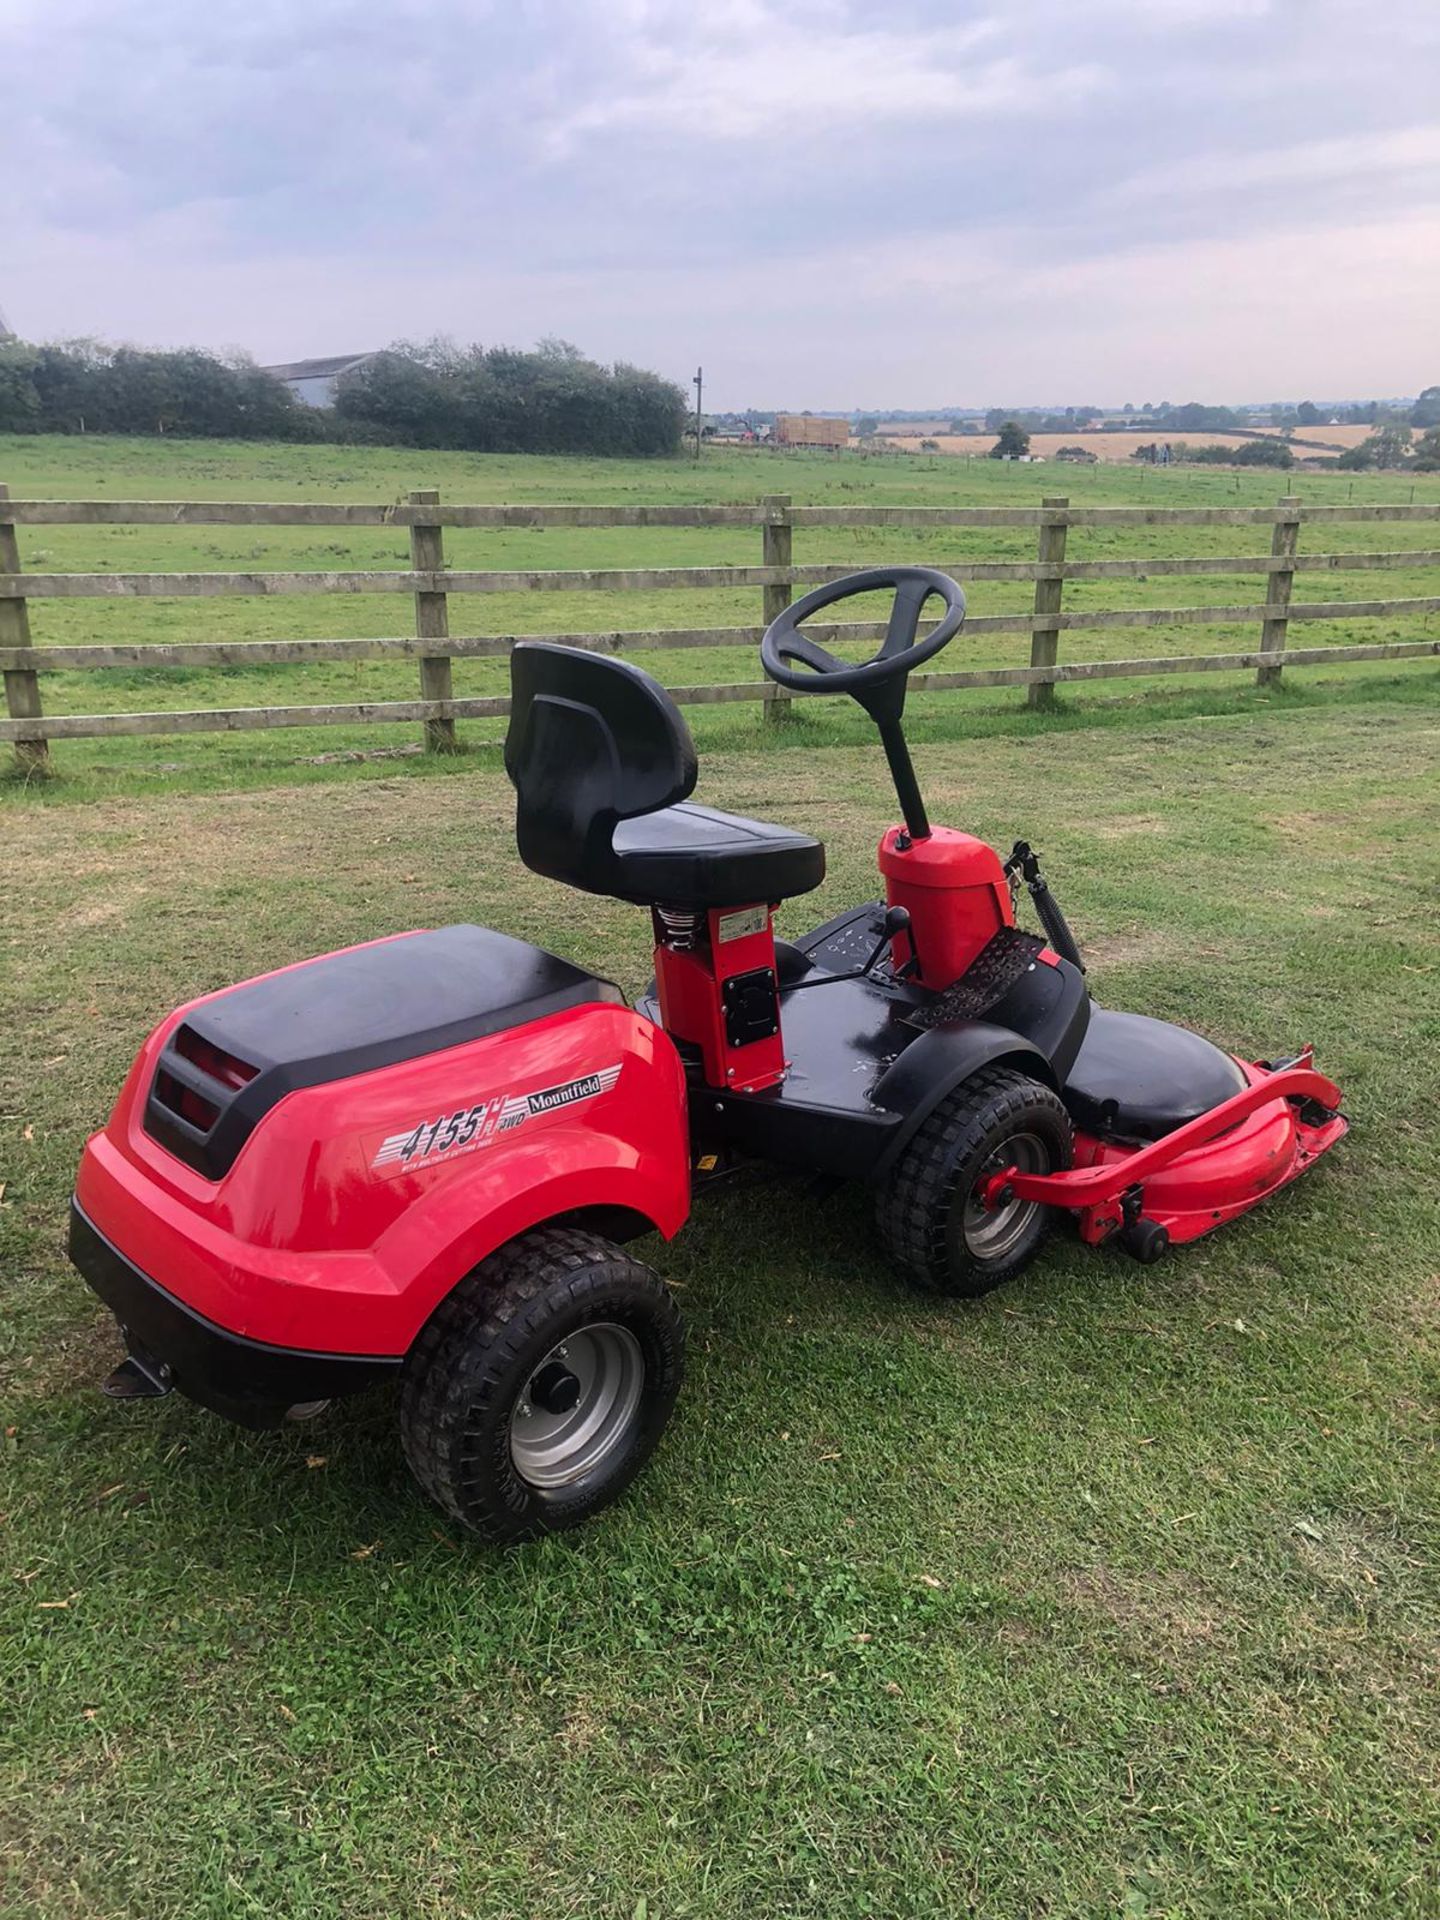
[987,1054,1347,1249]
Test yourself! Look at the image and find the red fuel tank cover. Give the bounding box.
[877,825,1009,890]
[878,825,1014,988]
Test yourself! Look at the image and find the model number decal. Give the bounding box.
[371,1064,622,1173]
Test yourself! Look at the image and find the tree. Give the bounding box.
[0,335,317,439]
[1295,400,1320,426]
[0,330,684,454]
[989,420,1030,459]
[1412,385,1440,428]
[855,416,879,437]
[1232,438,1295,468]
[0,340,41,429]
[1337,424,1413,470]
[919,438,940,452]
[333,340,686,456]
[1158,400,1241,433]
[1412,426,1440,472]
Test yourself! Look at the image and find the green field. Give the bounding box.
[4,663,1438,1911]
[1,434,1437,798]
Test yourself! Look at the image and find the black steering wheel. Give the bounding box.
[760,565,966,700]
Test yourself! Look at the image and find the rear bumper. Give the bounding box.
[68,1200,401,1429]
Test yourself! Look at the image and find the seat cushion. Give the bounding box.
[611,802,825,908]
[1062,1008,1247,1142]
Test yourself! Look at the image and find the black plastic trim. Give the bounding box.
[868,1020,1056,1177]
[68,1201,401,1429]
[145,924,624,1180]
[1061,1007,1247,1142]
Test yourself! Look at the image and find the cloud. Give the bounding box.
[1098,126,1440,206]
[540,4,1105,151]
[2,0,1436,402]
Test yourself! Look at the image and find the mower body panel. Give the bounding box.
[678,901,1089,1179]
[67,1200,403,1427]
[72,937,691,1415]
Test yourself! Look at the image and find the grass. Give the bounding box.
[1,433,1437,799]
[3,690,1438,1917]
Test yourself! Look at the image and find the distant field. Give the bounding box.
[880,426,1379,463]
[1,433,1436,795]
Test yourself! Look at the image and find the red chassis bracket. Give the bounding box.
[981,1055,1347,1247]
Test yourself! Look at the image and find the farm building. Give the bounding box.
[262,352,377,407]
[774,413,849,448]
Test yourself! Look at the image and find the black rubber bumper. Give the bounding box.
[68,1200,402,1429]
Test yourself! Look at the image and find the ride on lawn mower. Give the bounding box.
[69,566,1347,1541]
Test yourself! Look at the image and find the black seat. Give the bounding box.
[505,643,825,909]
[1062,1008,1247,1142]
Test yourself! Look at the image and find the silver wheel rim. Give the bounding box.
[509,1323,645,1491]
[960,1130,1048,1262]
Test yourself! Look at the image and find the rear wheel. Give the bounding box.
[876,1067,1073,1296]
[400,1227,684,1543]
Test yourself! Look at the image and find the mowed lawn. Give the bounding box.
[1,433,1438,796]
[3,694,1438,1918]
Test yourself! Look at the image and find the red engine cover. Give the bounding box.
[75,971,691,1357]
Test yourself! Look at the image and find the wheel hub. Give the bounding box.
[529,1361,582,1415]
[961,1130,1047,1261]
[509,1323,645,1491]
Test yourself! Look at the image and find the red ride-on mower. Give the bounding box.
[69,567,1347,1541]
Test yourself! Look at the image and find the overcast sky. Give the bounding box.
[3,0,1437,409]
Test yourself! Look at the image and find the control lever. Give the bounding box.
[1004,841,1085,973]
[783,905,919,992]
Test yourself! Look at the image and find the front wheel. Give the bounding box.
[400,1227,684,1543]
[876,1067,1073,1296]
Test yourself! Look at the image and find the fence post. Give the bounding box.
[1026,496,1069,711]
[0,484,47,774]
[761,493,792,723]
[409,488,455,751]
[1256,495,1301,688]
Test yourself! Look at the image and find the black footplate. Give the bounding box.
[904,927,1047,1029]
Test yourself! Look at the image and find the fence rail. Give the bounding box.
[2,487,1437,764]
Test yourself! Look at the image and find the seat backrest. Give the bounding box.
[505,642,698,892]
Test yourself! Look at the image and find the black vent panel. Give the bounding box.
[145,1025,259,1175]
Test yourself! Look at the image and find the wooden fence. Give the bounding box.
[2,487,1438,770]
